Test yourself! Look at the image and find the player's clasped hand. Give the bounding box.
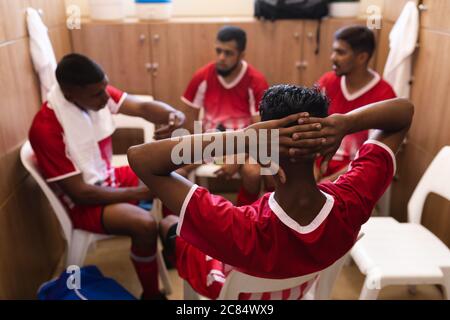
[289,113,348,174]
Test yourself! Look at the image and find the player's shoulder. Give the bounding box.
[30,103,62,135]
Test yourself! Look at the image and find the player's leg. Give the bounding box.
[160,215,224,300]
[103,203,162,299]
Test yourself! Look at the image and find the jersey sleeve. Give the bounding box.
[328,140,396,228]
[249,73,269,116]
[381,83,397,100]
[29,123,81,183]
[177,185,262,268]
[181,67,208,109]
[106,85,128,114]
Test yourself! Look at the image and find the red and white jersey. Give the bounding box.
[317,71,396,162]
[29,85,127,207]
[177,140,395,299]
[182,61,269,131]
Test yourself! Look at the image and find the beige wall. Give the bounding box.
[66,0,387,18]
[66,0,254,17]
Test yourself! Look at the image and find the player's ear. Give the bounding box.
[357,51,369,65]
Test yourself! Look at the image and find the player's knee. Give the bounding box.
[135,216,158,241]
[159,215,179,242]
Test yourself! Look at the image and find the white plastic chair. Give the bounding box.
[184,234,364,300]
[351,146,450,300]
[20,141,172,295]
[111,101,156,168]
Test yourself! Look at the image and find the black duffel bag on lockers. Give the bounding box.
[254,0,330,55]
[254,0,329,20]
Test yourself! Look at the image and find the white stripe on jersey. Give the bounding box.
[193,80,207,109]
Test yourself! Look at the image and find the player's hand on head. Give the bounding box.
[290,114,348,174]
[245,112,324,159]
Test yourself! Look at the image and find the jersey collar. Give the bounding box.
[341,69,381,101]
[268,191,335,234]
[217,60,248,90]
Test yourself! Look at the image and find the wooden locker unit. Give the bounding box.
[71,22,153,95]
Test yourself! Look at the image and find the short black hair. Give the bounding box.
[217,26,247,52]
[56,53,105,87]
[335,25,376,60]
[260,85,329,122]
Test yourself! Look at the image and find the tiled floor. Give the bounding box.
[68,236,444,300]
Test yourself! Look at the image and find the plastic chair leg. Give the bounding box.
[156,250,172,295]
[359,276,381,300]
[441,268,450,300]
[183,281,200,300]
[66,231,95,267]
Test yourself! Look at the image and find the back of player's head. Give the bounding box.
[217,26,247,52]
[56,53,105,88]
[334,25,376,60]
[260,85,329,123]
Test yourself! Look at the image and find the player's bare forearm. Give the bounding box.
[121,95,178,124]
[128,130,245,179]
[345,98,414,135]
[57,174,151,206]
[292,98,414,166]
[128,113,325,181]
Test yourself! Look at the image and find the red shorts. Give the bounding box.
[175,237,225,300]
[69,166,139,234]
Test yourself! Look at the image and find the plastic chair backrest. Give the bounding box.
[217,234,363,300]
[20,141,73,245]
[113,113,155,144]
[407,146,450,224]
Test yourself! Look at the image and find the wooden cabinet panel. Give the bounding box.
[302,20,328,86]
[0,0,66,42]
[29,0,66,28]
[421,0,450,32]
[0,175,64,299]
[0,0,29,41]
[422,193,450,248]
[0,147,27,207]
[383,0,418,22]
[48,25,73,62]
[241,20,302,86]
[409,29,450,157]
[71,23,153,95]
[390,142,434,222]
[374,20,394,75]
[0,14,5,43]
[72,18,383,107]
[301,18,376,86]
[0,39,41,156]
[149,22,221,108]
[150,20,303,107]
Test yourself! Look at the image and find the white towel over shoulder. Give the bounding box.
[47,84,117,185]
